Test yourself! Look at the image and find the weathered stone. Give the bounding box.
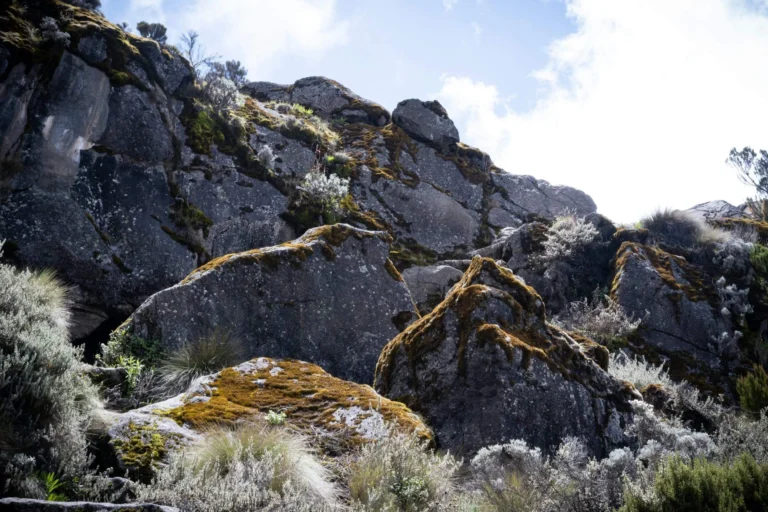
[392,99,459,151]
[687,200,747,221]
[375,257,637,456]
[155,357,431,452]
[490,173,597,222]
[98,85,173,163]
[76,34,108,64]
[612,243,738,387]
[243,76,390,126]
[126,224,417,383]
[0,500,177,512]
[402,264,464,315]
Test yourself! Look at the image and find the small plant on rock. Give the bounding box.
[266,410,287,426]
[737,364,768,414]
[301,167,350,218]
[40,17,70,47]
[556,292,641,349]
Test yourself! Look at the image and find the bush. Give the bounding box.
[556,293,641,348]
[136,422,337,511]
[641,209,731,248]
[347,429,459,512]
[717,409,768,465]
[136,21,167,44]
[737,365,768,413]
[621,454,768,512]
[542,215,599,261]
[158,329,243,395]
[301,171,350,216]
[40,17,70,47]
[0,245,97,497]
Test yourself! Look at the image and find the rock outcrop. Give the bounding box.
[101,357,430,475]
[375,256,638,456]
[125,224,417,383]
[0,0,597,345]
[611,242,739,392]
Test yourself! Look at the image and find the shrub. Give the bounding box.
[158,329,243,395]
[301,171,350,216]
[0,245,97,497]
[136,21,167,44]
[40,17,70,47]
[610,354,722,425]
[256,145,276,170]
[556,293,641,348]
[266,410,287,426]
[640,209,731,248]
[542,215,599,261]
[136,422,337,511]
[717,409,768,465]
[202,75,240,112]
[100,328,164,368]
[737,365,768,413]
[347,429,459,511]
[621,454,768,512]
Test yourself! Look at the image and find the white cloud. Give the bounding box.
[437,0,766,222]
[471,21,483,38]
[126,0,349,77]
[443,0,459,10]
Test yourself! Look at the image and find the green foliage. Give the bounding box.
[266,410,287,426]
[290,104,314,117]
[0,256,97,495]
[158,329,243,394]
[621,454,768,512]
[750,244,768,276]
[117,355,143,393]
[185,109,226,155]
[100,328,164,368]
[737,365,768,413]
[40,472,66,502]
[171,202,213,235]
[390,476,429,511]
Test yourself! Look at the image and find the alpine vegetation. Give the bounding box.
[0,243,97,497]
[301,171,350,215]
[542,215,599,261]
[556,293,641,348]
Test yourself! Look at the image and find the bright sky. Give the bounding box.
[101,0,767,223]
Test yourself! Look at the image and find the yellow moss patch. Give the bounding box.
[712,218,768,243]
[164,359,431,449]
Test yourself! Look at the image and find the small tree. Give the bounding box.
[208,60,248,88]
[737,364,768,414]
[137,21,168,44]
[179,30,218,80]
[727,147,768,220]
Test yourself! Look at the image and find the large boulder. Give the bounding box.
[687,200,747,221]
[125,224,417,383]
[158,357,431,450]
[375,256,638,456]
[392,99,459,151]
[611,242,739,393]
[402,264,465,315]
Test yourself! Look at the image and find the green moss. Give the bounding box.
[182,109,225,155]
[171,202,213,235]
[389,240,438,269]
[111,254,132,274]
[163,358,431,455]
[110,421,182,483]
[84,212,112,244]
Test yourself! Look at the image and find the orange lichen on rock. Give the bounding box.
[165,358,431,449]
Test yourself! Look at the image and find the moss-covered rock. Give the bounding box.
[375,256,638,456]
[163,357,431,453]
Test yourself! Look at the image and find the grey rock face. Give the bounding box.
[126,225,417,383]
[0,499,178,512]
[243,76,390,126]
[402,264,464,314]
[612,243,737,368]
[687,200,747,220]
[392,99,459,151]
[489,173,598,224]
[376,257,637,456]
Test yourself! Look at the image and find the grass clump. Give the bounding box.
[136,422,338,511]
[640,208,731,248]
[555,291,641,350]
[346,429,459,512]
[0,242,97,497]
[158,329,243,395]
[621,454,768,512]
[737,364,768,414]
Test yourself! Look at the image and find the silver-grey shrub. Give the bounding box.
[542,215,599,261]
[0,243,97,496]
[136,422,337,511]
[346,429,459,512]
[555,294,641,347]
